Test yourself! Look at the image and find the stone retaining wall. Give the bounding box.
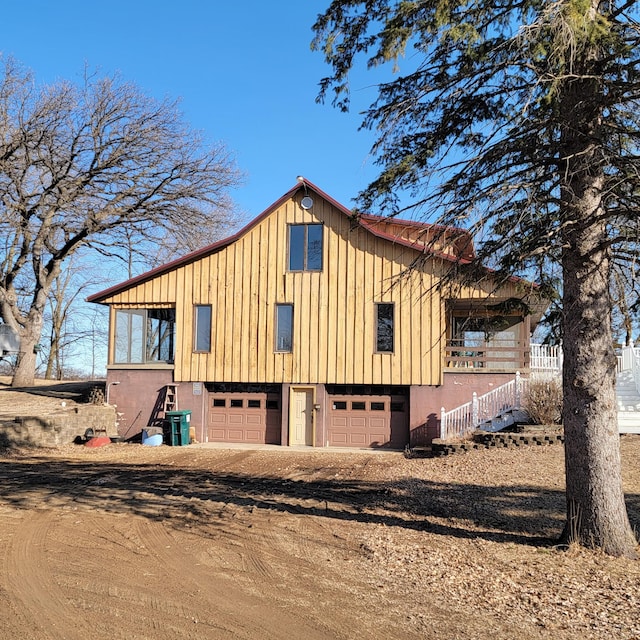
[0,404,117,448]
[430,429,564,456]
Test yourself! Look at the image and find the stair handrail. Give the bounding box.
[631,346,640,396]
[618,343,640,394]
[440,372,528,441]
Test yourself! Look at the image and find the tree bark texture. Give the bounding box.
[557,6,638,556]
[561,176,638,558]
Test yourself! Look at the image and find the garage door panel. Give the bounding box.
[328,393,408,449]
[207,391,281,444]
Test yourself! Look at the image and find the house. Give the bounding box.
[87,179,543,448]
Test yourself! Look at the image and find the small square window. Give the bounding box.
[212,398,225,407]
[230,399,243,408]
[352,401,366,410]
[332,401,347,410]
[371,402,385,411]
[247,399,261,408]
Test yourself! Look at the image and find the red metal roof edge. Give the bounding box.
[357,213,476,258]
[87,177,530,303]
[87,181,305,303]
[357,217,470,264]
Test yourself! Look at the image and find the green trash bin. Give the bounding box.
[165,410,191,446]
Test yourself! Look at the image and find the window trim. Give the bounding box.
[287,223,323,272]
[375,302,395,353]
[193,304,212,353]
[275,303,294,353]
[114,308,176,365]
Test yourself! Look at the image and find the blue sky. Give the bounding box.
[1,1,382,221]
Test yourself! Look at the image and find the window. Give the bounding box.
[194,305,212,352]
[451,315,522,369]
[275,304,293,352]
[115,308,175,364]
[288,224,323,271]
[376,303,395,353]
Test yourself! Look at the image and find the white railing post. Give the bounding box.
[631,347,640,396]
[440,406,446,439]
[472,392,479,428]
[558,343,563,373]
[515,371,521,407]
[622,343,635,371]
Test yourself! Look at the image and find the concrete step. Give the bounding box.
[618,411,640,434]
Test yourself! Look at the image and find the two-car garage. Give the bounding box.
[204,384,409,449]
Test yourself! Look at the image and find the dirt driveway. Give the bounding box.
[0,435,638,640]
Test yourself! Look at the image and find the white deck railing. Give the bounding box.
[627,345,640,395]
[438,343,640,441]
[531,343,640,374]
[530,343,562,372]
[440,372,528,440]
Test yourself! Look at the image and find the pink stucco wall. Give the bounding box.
[106,369,206,442]
[409,371,518,445]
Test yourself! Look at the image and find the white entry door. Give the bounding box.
[290,389,314,446]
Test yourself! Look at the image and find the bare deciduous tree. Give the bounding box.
[0,58,242,386]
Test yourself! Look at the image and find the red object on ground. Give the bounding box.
[85,436,111,447]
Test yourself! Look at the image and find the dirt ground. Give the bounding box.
[0,381,639,640]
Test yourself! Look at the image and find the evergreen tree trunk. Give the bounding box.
[559,80,637,556]
[561,216,637,557]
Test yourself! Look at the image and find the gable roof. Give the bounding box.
[87,178,476,304]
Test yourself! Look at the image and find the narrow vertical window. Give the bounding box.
[194,305,212,352]
[376,303,394,353]
[115,309,145,363]
[288,224,323,271]
[275,304,293,352]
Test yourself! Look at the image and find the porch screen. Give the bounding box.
[452,315,521,369]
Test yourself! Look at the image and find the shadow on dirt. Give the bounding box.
[1,450,636,549]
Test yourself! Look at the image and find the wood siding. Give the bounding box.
[100,191,524,386]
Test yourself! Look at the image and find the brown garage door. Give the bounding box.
[327,392,408,449]
[207,390,281,444]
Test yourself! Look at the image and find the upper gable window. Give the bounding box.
[288,224,323,271]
